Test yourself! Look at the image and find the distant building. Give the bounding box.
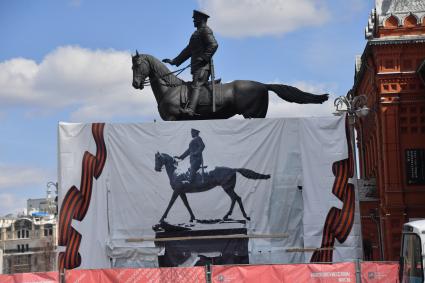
[0,215,56,274]
[0,183,58,274]
[354,0,425,260]
[27,197,56,216]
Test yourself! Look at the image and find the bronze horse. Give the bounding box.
[154,152,270,222]
[132,53,329,121]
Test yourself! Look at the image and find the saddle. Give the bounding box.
[183,166,208,184]
[180,80,223,107]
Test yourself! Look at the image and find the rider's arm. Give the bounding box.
[179,148,190,160]
[173,45,191,67]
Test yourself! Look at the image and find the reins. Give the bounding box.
[141,64,190,87]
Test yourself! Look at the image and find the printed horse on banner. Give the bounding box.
[154,152,270,222]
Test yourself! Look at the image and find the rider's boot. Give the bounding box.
[181,87,200,116]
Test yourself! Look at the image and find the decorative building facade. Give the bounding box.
[354,0,425,260]
[0,215,57,274]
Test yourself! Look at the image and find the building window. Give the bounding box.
[44,225,53,236]
[404,14,418,27]
[18,229,29,239]
[385,15,399,28]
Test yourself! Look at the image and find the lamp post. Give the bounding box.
[334,90,369,265]
[369,208,384,260]
[333,90,369,177]
[46,182,58,215]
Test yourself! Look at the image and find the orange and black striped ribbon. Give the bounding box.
[311,117,355,262]
[58,123,107,272]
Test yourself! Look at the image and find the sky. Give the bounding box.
[0,0,374,216]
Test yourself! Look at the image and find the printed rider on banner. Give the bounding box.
[174,128,206,184]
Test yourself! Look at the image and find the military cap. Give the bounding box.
[193,10,210,20]
[191,128,200,134]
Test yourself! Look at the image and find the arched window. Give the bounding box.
[385,15,399,28]
[404,14,417,27]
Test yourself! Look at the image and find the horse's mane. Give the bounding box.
[160,153,177,169]
[160,152,172,160]
[143,54,184,86]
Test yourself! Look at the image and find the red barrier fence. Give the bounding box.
[0,271,58,283]
[212,262,356,283]
[360,262,399,283]
[65,266,206,283]
[0,261,399,283]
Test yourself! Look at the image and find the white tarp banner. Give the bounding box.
[58,116,362,269]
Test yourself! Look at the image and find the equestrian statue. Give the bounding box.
[132,10,329,121]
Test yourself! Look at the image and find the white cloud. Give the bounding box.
[198,0,330,38]
[266,80,336,118]
[0,46,158,121]
[0,193,26,216]
[0,164,49,189]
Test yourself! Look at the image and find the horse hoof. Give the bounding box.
[190,218,196,223]
[223,216,229,221]
[245,216,251,221]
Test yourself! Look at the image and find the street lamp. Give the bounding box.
[46,182,58,215]
[46,182,58,195]
[333,90,370,262]
[333,90,369,177]
[334,91,369,120]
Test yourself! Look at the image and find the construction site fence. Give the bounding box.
[0,260,399,283]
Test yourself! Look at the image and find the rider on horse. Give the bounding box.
[174,128,205,183]
[163,10,218,116]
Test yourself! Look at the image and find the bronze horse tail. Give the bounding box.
[267,84,329,104]
[236,168,270,180]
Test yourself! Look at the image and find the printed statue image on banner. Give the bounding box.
[58,116,362,269]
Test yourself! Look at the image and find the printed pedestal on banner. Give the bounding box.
[58,116,361,269]
[212,262,356,283]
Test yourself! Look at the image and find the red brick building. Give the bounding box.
[353,0,425,261]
